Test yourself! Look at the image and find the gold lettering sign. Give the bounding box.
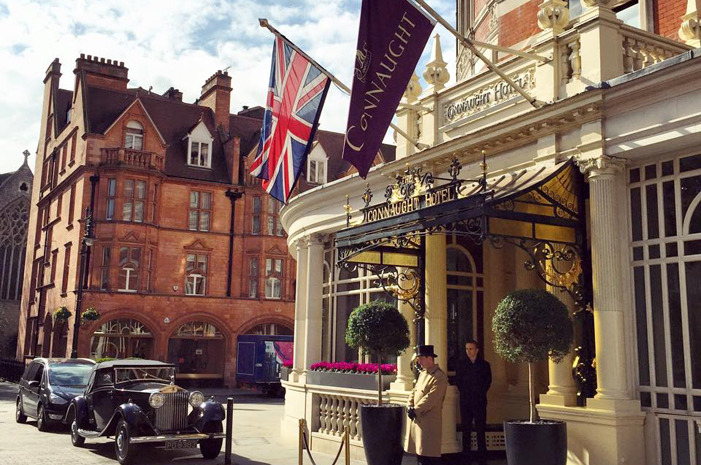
[362,183,458,224]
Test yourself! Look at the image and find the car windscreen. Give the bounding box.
[114,366,175,384]
[48,364,94,387]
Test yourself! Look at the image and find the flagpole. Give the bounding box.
[411,0,540,108]
[259,18,425,150]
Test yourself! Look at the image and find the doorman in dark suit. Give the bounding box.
[455,340,492,464]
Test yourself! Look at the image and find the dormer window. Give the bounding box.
[125,121,144,150]
[307,145,328,184]
[185,121,214,169]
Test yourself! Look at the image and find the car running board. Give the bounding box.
[77,429,101,439]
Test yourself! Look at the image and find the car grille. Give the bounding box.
[154,391,189,431]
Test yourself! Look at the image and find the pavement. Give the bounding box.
[0,381,505,465]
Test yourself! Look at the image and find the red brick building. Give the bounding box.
[15,54,355,386]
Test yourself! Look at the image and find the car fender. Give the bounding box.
[101,402,150,437]
[67,396,89,429]
[189,400,225,431]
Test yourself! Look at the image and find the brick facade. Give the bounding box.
[16,55,298,387]
[653,0,686,40]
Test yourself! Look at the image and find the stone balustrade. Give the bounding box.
[620,25,689,74]
[100,147,164,171]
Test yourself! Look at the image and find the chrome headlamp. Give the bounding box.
[188,391,205,408]
[149,392,166,409]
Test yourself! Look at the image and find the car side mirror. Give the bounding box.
[28,380,40,388]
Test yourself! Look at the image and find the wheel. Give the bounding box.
[15,398,27,423]
[115,418,136,465]
[199,422,223,460]
[37,404,51,432]
[70,415,85,447]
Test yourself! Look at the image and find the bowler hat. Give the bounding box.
[416,345,437,357]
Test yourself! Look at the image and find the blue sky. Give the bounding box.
[0,0,456,173]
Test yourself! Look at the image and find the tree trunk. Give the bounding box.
[528,362,535,423]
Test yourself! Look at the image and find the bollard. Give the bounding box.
[225,397,234,465]
[344,426,350,465]
[298,418,305,465]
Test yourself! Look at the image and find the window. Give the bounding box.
[61,244,71,294]
[125,121,143,150]
[100,247,110,290]
[267,198,284,236]
[123,179,146,222]
[145,250,153,292]
[106,179,116,221]
[188,141,211,168]
[252,197,261,234]
[70,133,76,164]
[265,258,283,299]
[307,158,327,184]
[68,183,76,225]
[189,191,211,231]
[50,249,58,284]
[60,145,67,171]
[249,257,258,298]
[118,246,140,292]
[185,253,207,296]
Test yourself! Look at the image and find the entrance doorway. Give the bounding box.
[167,320,225,385]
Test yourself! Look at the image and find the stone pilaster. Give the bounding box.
[390,299,416,391]
[424,234,447,362]
[302,234,325,374]
[290,237,309,382]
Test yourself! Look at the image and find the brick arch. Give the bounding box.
[78,310,162,359]
[164,313,233,342]
[235,314,294,335]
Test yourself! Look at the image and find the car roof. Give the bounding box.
[96,359,175,369]
[32,358,96,366]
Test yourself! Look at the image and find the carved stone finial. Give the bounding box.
[22,150,30,165]
[538,0,570,33]
[679,0,701,47]
[581,0,614,8]
[423,34,450,91]
[403,72,422,103]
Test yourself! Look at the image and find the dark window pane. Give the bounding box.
[630,168,640,183]
[662,160,674,176]
[645,164,657,180]
[651,265,667,387]
[685,261,701,388]
[694,396,701,412]
[680,154,701,172]
[660,418,672,465]
[646,185,659,239]
[674,394,688,411]
[633,247,644,261]
[631,187,643,241]
[657,393,669,409]
[667,264,686,388]
[685,240,701,255]
[634,267,650,386]
[666,243,678,258]
[662,181,677,237]
[649,244,660,259]
[680,176,701,226]
[675,419,690,465]
[640,391,651,407]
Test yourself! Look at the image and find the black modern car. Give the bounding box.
[16,357,96,431]
[67,359,225,465]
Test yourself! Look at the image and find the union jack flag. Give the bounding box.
[250,36,331,203]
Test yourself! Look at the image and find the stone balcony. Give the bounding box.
[100,147,164,171]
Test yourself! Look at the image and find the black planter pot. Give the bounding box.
[360,404,404,465]
[504,420,567,465]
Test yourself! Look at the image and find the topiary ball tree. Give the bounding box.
[346,300,410,405]
[492,288,573,422]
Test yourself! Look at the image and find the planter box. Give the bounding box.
[280,366,290,381]
[306,371,396,390]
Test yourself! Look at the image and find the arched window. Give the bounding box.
[125,121,144,150]
[168,321,224,377]
[246,323,293,335]
[0,198,29,300]
[118,246,141,292]
[90,318,153,360]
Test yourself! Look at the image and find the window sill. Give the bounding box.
[68,160,75,167]
[264,296,282,300]
[184,293,207,297]
[117,289,138,293]
[66,223,74,231]
[60,292,67,298]
[59,169,66,176]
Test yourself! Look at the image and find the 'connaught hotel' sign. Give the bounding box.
[443,67,536,123]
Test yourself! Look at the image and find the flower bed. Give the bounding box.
[306,361,397,390]
[310,361,396,375]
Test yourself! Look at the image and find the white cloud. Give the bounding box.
[0,0,456,173]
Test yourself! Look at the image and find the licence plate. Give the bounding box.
[165,439,198,450]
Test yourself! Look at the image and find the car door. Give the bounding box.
[19,362,37,414]
[25,362,44,417]
[90,370,116,431]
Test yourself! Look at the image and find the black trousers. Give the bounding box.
[417,455,443,465]
[460,401,487,457]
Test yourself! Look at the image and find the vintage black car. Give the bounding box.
[16,357,96,431]
[67,360,225,465]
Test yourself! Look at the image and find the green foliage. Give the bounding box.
[95,357,115,363]
[492,289,573,364]
[81,307,101,323]
[345,300,410,359]
[53,306,72,322]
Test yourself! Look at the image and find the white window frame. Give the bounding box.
[185,253,207,296]
[185,121,214,169]
[265,258,283,299]
[307,146,328,184]
[125,121,144,150]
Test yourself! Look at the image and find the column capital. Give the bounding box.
[305,233,328,247]
[576,155,627,178]
[294,237,309,252]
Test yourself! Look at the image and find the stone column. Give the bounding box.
[424,233,447,362]
[390,299,416,391]
[302,234,325,373]
[290,237,308,383]
[578,155,638,409]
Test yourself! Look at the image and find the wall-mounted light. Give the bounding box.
[172,285,179,291]
[164,317,170,324]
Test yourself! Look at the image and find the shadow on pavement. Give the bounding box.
[0,380,18,401]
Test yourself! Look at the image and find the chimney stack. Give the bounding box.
[74,53,129,91]
[163,87,183,101]
[198,70,232,135]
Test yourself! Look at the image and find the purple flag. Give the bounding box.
[342,0,434,178]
